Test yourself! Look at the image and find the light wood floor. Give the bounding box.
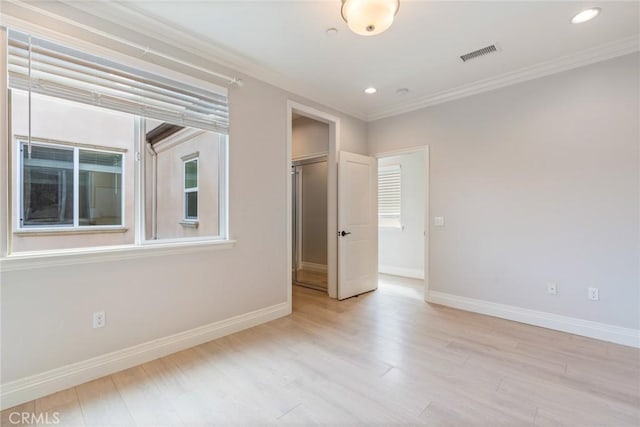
[3,275,639,426]
[294,268,328,290]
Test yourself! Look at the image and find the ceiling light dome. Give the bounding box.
[341,0,400,36]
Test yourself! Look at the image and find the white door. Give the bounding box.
[338,151,378,300]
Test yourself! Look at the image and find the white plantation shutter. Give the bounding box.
[378,165,401,227]
[7,30,229,133]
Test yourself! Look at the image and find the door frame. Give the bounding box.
[374,146,430,300]
[286,101,340,309]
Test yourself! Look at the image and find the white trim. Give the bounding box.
[0,301,289,410]
[299,262,328,273]
[368,36,640,121]
[286,104,293,313]
[1,29,9,258]
[427,291,640,348]
[6,1,636,123]
[3,2,637,123]
[0,239,236,272]
[378,265,424,280]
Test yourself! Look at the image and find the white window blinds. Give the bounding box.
[7,30,229,133]
[378,165,401,225]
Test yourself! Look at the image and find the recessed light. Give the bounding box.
[571,8,601,24]
[396,88,409,96]
[364,87,377,94]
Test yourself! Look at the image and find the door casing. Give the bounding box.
[286,101,340,308]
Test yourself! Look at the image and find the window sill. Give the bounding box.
[180,221,199,229]
[0,239,236,272]
[14,226,129,236]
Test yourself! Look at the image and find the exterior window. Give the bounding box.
[6,29,229,253]
[183,157,199,221]
[20,141,124,229]
[378,165,402,228]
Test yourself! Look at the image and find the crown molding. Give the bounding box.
[57,0,368,122]
[7,1,639,124]
[367,35,640,121]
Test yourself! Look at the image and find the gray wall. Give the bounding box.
[378,152,425,278]
[0,15,367,383]
[299,161,328,266]
[292,116,329,159]
[368,53,640,329]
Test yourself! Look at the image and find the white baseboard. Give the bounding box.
[379,265,424,280]
[299,262,327,273]
[427,291,640,348]
[0,302,290,410]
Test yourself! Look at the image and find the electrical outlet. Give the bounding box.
[93,311,106,329]
[546,282,557,295]
[434,216,445,227]
[588,287,599,301]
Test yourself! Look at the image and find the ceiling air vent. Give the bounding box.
[460,44,498,62]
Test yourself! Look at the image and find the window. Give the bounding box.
[20,141,124,229]
[6,29,229,254]
[378,165,402,228]
[183,156,199,221]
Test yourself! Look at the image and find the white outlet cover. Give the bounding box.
[547,282,557,295]
[93,311,106,328]
[434,216,445,227]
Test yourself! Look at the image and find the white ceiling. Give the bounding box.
[69,1,639,121]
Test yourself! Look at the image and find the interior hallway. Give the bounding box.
[3,275,639,425]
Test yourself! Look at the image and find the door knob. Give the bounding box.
[340,231,352,237]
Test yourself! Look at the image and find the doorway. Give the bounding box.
[290,111,331,294]
[286,101,379,303]
[287,101,340,303]
[376,147,429,298]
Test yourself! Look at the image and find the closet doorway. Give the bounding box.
[291,113,329,292]
[292,155,328,291]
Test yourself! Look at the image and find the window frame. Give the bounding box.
[182,155,199,222]
[16,137,126,232]
[1,26,233,263]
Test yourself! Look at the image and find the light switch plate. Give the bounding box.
[434,216,445,227]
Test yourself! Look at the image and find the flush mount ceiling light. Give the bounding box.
[571,8,601,24]
[364,87,377,94]
[341,0,400,36]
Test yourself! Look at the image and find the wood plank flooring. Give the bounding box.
[2,275,639,426]
[295,268,328,290]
